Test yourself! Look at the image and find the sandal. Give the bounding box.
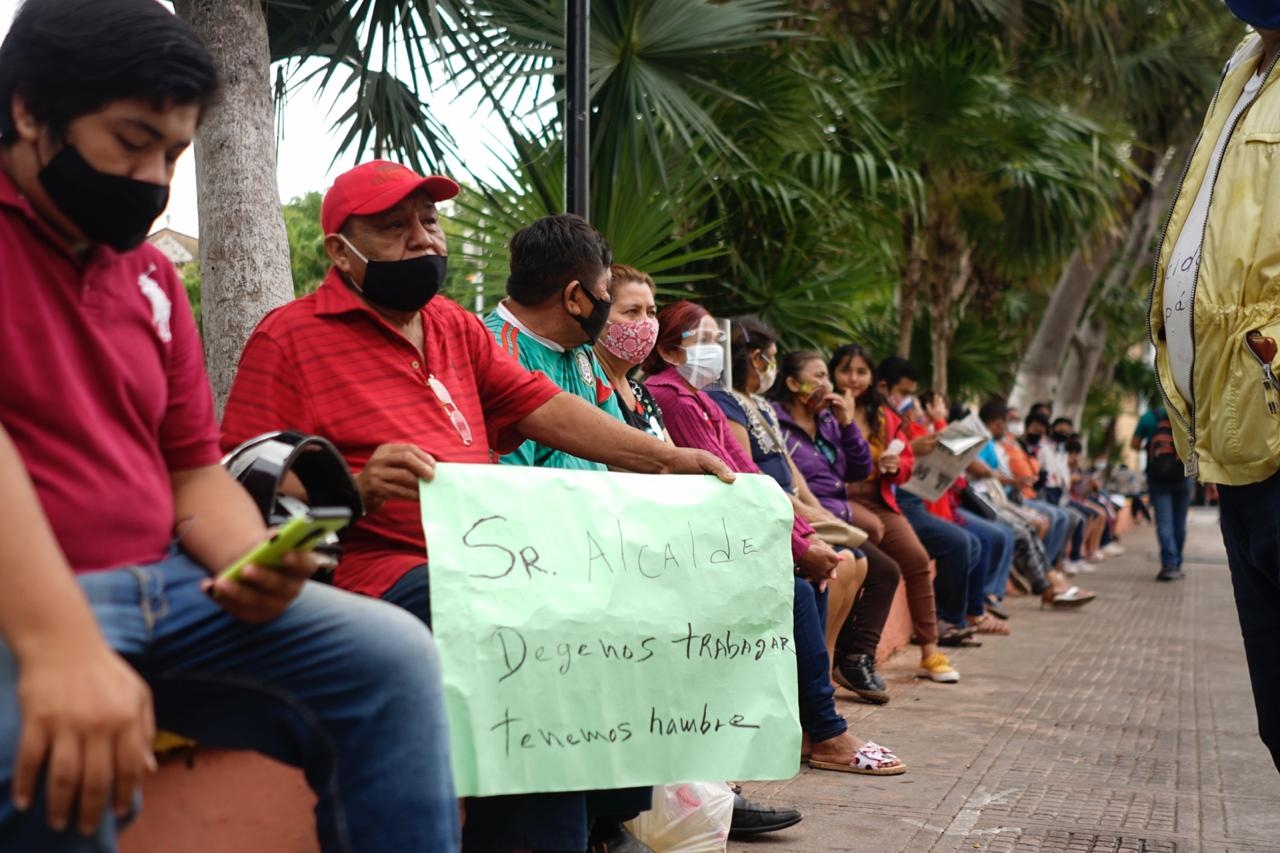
[810,743,907,776]
[1041,585,1097,609]
[971,614,1011,636]
[938,624,981,647]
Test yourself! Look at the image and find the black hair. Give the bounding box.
[978,398,1009,425]
[1065,439,1084,455]
[506,214,613,306]
[1030,401,1052,418]
[829,343,883,439]
[729,316,777,393]
[1051,417,1075,433]
[876,356,919,391]
[1025,412,1051,431]
[947,401,969,423]
[919,389,945,412]
[769,350,825,403]
[0,0,219,145]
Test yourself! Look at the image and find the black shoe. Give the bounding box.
[728,794,802,838]
[834,653,889,704]
[1008,563,1033,593]
[588,825,654,853]
[983,594,1010,620]
[1156,565,1184,582]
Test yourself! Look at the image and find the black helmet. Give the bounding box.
[222,431,364,526]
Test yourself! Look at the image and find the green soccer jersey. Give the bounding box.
[485,302,623,470]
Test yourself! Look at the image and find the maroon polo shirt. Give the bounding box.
[0,170,221,573]
[220,270,561,597]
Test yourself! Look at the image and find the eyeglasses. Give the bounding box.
[680,329,727,345]
[427,374,473,446]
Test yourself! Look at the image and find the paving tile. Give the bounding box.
[732,509,1279,852]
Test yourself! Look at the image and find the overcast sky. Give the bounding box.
[0,0,517,237]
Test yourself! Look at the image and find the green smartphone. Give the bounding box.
[217,508,352,584]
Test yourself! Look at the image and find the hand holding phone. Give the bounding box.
[217,509,351,585]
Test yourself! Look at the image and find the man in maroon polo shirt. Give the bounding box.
[220,160,734,852]
[0,2,460,849]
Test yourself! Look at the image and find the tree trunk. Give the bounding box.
[174,0,294,414]
[1054,313,1109,426]
[897,219,924,357]
[1006,234,1120,413]
[926,230,971,396]
[1008,145,1183,415]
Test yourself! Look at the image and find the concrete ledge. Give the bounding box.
[119,750,318,853]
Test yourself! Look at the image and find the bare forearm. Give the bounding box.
[171,465,268,574]
[518,393,682,473]
[0,426,102,661]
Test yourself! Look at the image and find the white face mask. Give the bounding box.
[1007,420,1025,438]
[757,360,778,394]
[676,344,724,390]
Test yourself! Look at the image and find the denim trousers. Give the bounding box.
[0,551,460,852]
[1217,472,1280,772]
[957,509,1015,604]
[1149,478,1193,569]
[897,491,977,626]
[1027,499,1071,565]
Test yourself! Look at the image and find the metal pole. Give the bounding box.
[565,0,589,218]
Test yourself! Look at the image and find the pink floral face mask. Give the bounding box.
[599,317,659,365]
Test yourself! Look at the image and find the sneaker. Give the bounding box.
[1063,560,1089,576]
[1102,542,1126,557]
[1074,561,1098,574]
[916,652,960,683]
[834,653,889,704]
[1156,565,1185,582]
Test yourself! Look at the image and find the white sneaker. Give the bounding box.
[1061,561,1079,576]
[1075,561,1097,574]
[1102,542,1126,557]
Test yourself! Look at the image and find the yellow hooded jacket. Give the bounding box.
[1148,34,1280,486]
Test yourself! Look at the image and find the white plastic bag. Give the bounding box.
[625,782,734,853]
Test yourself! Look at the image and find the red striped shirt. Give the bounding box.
[221,270,560,596]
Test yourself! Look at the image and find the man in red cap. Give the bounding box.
[221,160,732,851]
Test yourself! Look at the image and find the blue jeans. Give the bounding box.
[794,578,846,743]
[0,551,459,852]
[1217,473,1280,771]
[1028,499,1071,565]
[957,509,1015,603]
[898,491,978,626]
[1149,478,1193,569]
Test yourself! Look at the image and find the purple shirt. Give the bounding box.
[772,403,873,522]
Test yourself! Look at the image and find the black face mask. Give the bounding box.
[39,144,169,252]
[1024,433,1043,447]
[572,282,612,343]
[341,236,447,312]
[1052,432,1070,444]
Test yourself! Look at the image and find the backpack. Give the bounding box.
[1146,410,1185,484]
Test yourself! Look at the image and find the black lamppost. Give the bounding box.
[565,0,589,218]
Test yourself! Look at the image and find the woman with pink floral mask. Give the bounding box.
[594,264,668,440]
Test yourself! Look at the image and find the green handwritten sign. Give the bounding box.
[420,464,801,797]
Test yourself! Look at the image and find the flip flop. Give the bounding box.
[972,614,1011,636]
[810,743,907,775]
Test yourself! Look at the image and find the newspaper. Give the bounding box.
[899,414,992,502]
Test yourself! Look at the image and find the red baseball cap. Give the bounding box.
[321,160,460,235]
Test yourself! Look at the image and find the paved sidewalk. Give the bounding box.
[735,508,1280,852]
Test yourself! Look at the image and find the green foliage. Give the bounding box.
[255,0,1244,407]
[182,261,201,332]
[282,192,328,294]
